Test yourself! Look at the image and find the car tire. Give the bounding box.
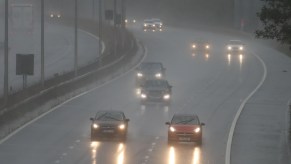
[196,139,202,146]
[168,139,175,146]
[120,135,127,142]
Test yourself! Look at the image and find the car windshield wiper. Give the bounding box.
[175,119,196,124]
[104,115,121,121]
[96,113,107,120]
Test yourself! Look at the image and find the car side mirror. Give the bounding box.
[90,118,94,121]
[126,118,130,122]
[165,122,170,125]
[201,122,205,126]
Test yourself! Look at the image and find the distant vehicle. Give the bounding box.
[135,62,166,87]
[166,114,205,146]
[151,18,163,31]
[226,40,245,52]
[48,11,61,18]
[125,18,136,25]
[90,111,130,142]
[191,40,211,54]
[143,19,156,31]
[139,79,172,105]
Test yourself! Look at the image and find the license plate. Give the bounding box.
[103,130,114,133]
[179,137,190,141]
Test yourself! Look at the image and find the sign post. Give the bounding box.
[16,54,34,89]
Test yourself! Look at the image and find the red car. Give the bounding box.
[166,114,205,146]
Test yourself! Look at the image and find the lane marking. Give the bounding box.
[0,42,147,145]
[225,50,267,164]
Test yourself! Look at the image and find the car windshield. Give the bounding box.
[229,40,242,45]
[144,20,153,24]
[152,19,161,22]
[140,63,162,71]
[144,80,168,88]
[171,116,199,125]
[95,112,124,121]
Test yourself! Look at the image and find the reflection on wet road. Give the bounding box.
[168,146,201,164]
[90,142,125,164]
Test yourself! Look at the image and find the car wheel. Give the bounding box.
[120,135,127,142]
[196,139,202,146]
[168,140,175,146]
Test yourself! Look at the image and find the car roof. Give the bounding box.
[95,110,124,115]
[151,18,161,21]
[173,114,198,118]
[144,19,153,22]
[229,40,242,43]
[141,62,163,66]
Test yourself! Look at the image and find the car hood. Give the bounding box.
[171,124,199,132]
[144,87,168,91]
[94,121,124,126]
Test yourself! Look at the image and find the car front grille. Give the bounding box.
[176,132,195,136]
[148,91,163,98]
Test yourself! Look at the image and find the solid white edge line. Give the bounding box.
[225,50,267,164]
[79,29,105,54]
[0,42,147,145]
[285,99,291,162]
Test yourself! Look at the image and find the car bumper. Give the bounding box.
[91,129,126,138]
[168,132,202,142]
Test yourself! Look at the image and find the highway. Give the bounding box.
[0,23,291,164]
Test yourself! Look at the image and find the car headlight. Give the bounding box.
[205,45,210,49]
[141,93,147,99]
[228,46,232,50]
[163,94,170,100]
[155,73,162,78]
[153,24,156,27]
[144,24,147,27]
[239,46,244,50]
[50,14,54,18]
[170,126,175,132]
[192,44,196,48]
[119,124,125,130]
[125,19,128,23]
[194,127,201,133]
[133,19,136,23]
[57,14,61,18]
[137,72,143,77]
[93,123,99,129]
[136,88,141,95]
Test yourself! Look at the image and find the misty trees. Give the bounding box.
[256,0,291,48]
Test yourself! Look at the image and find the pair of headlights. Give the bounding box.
[137,73,162,78]
[144,24,156,27]
[192,44,210,49]
[93,124,126,130]
[169,126,201,133]
[140,93,170,99]
[228,46,244,50]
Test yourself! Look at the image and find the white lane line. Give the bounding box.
[285,99,291,162]
[79,29,106,54]
[0,43,147,145]
[225,50,267,164]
